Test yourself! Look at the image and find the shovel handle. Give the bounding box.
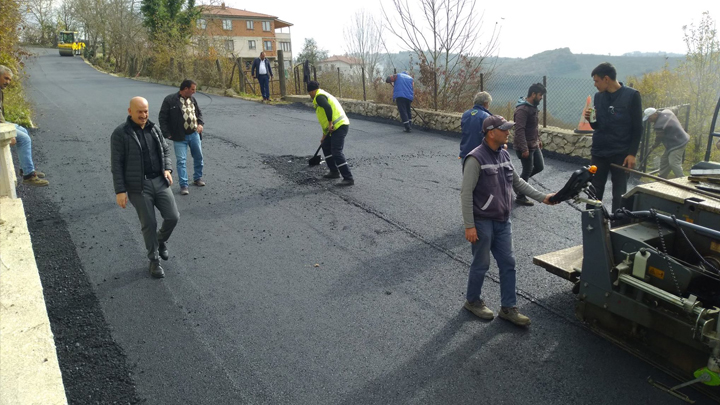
[313,143,323,157]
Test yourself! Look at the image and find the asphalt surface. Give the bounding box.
[18,48,713,404]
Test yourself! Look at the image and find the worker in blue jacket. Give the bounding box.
[386,71,414,132]
[459,91,493,159]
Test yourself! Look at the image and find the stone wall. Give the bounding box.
[285,95,593,159]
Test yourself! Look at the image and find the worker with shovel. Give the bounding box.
[307,81,354,186]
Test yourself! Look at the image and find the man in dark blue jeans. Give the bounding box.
[251,52,273,102]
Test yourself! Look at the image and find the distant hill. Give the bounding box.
[489,48,685,80]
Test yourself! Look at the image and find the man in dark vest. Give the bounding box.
[460,115,557,326]
[386,71,414,132]
[111,97,179,278]
[584,62,642,213]
[513,83,546,206]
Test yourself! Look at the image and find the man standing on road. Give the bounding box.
[159,79,205,196]
[386,71,414,132]
[584,63,642,213]
[0,65,48,186]
[111,97,179,279]
[513,83,546,206]
[643,107,690,179]
[307,80,354,186]
[459,91,492,159]
[461,115,557,326]
[251,52,273,103]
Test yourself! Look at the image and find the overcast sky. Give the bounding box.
[220,0,720,59]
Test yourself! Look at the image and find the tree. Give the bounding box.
[295,38,328,66]
[680,11,720,153]
[140,0,198,41]
[25,0,56,45]
[343,9,383,79]
[381,0,500,110]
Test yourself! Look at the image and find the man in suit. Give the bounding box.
[251,52,274,102]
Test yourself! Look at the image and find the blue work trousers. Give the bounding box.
[466,219,517,308]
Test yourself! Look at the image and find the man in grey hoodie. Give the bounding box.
[513,83,546,206]
[643,108,690,179]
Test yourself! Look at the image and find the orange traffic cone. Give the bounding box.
[574,95,594,134]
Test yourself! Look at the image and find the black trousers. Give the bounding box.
[127,176,180,262]
[515,148,544,199]
[396,97,412,129]
[322,125,353,179]
[588,154,629,213]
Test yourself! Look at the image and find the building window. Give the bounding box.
[196,18,206,29]
[248,40,256,50]
[246,20,254,30]
[262,21,271,31]
[222,19,232,30]
[263,41,272,51]
[225,40,234,52]
[280,42,291,52]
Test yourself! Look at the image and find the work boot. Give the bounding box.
[158,241,169,261]
[498,306,531,326]
[464,300,494,320]
[323,171,341,179]
[193,178,205,187]
[23,174,49,187]
[515,196,534,206]
[180,187,189,195]
[149,261,165,278]
[336,178,355,187]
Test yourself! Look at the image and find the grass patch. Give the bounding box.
[3,79,33,127]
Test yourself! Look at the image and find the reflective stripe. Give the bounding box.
[325,154,333,158]
[480,162,512,170]
[481,194,494,210]
[332,116,347,125]
[337,162,348,167]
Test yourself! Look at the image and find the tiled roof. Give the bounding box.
[320,55,361,65]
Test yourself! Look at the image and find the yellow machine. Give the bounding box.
[58,31,82,57]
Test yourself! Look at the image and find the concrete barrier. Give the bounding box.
[0,122,67,405]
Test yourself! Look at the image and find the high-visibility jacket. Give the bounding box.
[72,42,78,51]
[313,89,349,135]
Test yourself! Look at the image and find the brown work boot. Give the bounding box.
[193,178,205,187]
[19,169,45,178]
[464,300,494,320]
[23,174,49,187]
[498,306,531,326]
[180,187,189,195]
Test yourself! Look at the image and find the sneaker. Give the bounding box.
[19,169,45,178]
[336,178,355,187]
[498,306,531,326]
[22,175,49,187]
[403,127,412,133]
[149,261,165,278]
[323,171,341,179]
[464,300,494,320]
[158,242,169,261]
[193,179,206,187]
[180,187,189,195]
[515,197,534,206]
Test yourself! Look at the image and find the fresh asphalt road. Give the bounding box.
[20,49,709,404]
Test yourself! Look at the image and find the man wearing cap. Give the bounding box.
[583,62,642,213]
[643,108,689,179]
[386,71,414,132]
[307,81,354,186]
[461,115,557,326]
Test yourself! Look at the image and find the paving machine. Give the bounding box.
[535,98,720,403]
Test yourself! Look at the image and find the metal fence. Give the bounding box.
[480,73,597,131]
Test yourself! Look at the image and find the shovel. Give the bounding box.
[308,138,327,166]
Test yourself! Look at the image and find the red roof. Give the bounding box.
[199,5,293,27]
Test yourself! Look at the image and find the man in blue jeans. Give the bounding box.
[0,65,48,186]
[460,115,557,326]
[159,79,205,195]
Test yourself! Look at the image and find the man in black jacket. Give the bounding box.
[159,79,205,195]
[251,52,273,102]
[111,97,179,278]
[583,63,642,213]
